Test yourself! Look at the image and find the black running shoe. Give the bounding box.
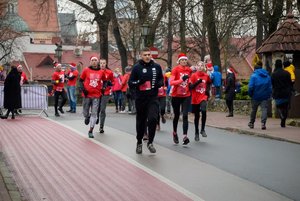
[136,143,142,154]
[173,133,179,144]
[183,136,190,145]
[99,127,104,133]
[200,130,207,137]
[194,133,200,141]
[84,116,90,125]
[58,108,64,114]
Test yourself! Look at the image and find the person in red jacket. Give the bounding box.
[120,66,131,113]
[66,62,79,113]
[17,65,28,85]
[189,62,211,141]
[96,58,114,133]
[170,53,192,145]
[112,68,123,113]
[79,56,105,138]
[52,62,67,117]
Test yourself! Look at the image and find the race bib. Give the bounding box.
[139,81,151,91]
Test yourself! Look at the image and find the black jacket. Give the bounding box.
[225,72,236,101]
[271,68,293,99]
[4,67,21,110]
[128,60,163,99]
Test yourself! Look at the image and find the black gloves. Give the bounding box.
[195,79,202,85]
[182,74,189,81]
[107,81,113,86]
[189,79,202,89]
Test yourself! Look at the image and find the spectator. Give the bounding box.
[210,65,222,99]
[1,65,21,119]
[224,67,236,117]
[66,62,79,113]
[17,65,29,85]
[112,68,123,113]
[271,59,293,128]
[248,61,272,130]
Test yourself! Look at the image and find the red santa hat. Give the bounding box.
[69,62,77,68]
[177,53,188,63]
[90,56,98,61]
[53,61,62,68]
[227,67,236,74]
[206,63,213,71]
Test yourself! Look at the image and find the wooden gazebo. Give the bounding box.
[257,12,300,118]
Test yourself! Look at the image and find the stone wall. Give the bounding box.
[208,99,252,116]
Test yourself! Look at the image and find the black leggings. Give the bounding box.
[171,96,191,134]
[194,111,207,133]
[226,99,234,115]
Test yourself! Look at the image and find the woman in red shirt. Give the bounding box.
[189,62,211,141]
[170,53,192,145]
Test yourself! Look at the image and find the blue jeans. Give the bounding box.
[67,86,77,112]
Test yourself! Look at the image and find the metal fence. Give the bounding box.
[0,84,48,116]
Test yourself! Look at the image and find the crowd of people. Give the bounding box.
[0,50,297,154]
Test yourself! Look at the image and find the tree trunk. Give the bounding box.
[255,0,263,50]
[203,0,222,72]
[298,0,300,12]
[110,1,128,73]
[167,0,173,68]
[266,0,284,37]
[179,0,186,53]
[286,0,293,12]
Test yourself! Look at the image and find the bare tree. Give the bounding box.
[203,0,222,70]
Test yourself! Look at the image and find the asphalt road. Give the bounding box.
[48,106,300,201]
[103,109,300,201]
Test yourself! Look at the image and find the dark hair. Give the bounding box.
[283,60,291,68]
[275,59,283,69]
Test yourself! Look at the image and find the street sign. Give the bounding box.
[150,47,159,59]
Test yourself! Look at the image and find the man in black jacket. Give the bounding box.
[128,48,163,154]
[271,59,293,127]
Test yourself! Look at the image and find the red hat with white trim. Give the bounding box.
[69,62,77,68]
[90,56,98,61]
[177,53,188,63]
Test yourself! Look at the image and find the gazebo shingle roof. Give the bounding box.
[257,13,300,53]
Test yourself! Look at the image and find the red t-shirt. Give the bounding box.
[112,74,123,92]
[52,71,65,92]
[102,69,114,96]
[121,73,130,92]
[80,67,104,98]
[66,69,79,86]
[190,71,211,104]
[170,65,192,97]
[20,72,28,85]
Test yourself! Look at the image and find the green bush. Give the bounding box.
[235,79,251,100]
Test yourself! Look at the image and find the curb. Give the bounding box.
[0,153,23,201]
[207,125,300,145]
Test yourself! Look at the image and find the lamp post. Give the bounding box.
[54,43,63,63]
[140,22,150,49]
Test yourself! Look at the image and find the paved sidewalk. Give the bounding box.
[199,112,300,144]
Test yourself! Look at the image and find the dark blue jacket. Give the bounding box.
[211,65,222,87]
[248,67,272,101]
[128,59,163,99]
